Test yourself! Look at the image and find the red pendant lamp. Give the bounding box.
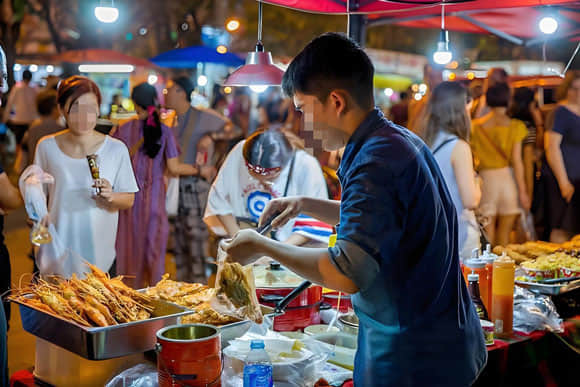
[224,1,284,88]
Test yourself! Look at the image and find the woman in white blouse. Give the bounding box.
[34,76,138,277]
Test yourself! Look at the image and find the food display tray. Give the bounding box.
[14,295,193,360]
[515,279,580,295]
[15,293,274,360]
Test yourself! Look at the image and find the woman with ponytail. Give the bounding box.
[113,83,197,288]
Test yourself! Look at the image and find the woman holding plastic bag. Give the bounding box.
[27,76,138,277]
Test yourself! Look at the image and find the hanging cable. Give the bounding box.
[257,1,263,43]
[441,2,445,30]
[347,0,351,37]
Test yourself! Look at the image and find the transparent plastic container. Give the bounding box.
[480,244,499,316]
[243,340,273,387]
[491,253,515,338]
[463,256,488,314]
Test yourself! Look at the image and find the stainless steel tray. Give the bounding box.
[14,296,193,360]
[515,279,580,295]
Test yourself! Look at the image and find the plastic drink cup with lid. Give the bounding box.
[491,253,515,338]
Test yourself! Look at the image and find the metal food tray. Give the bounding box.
[515,279,580,295]
[14,295,193,360]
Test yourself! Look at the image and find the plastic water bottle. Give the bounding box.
[243,340,273,387]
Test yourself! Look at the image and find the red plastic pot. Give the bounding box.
[256,285,323,331]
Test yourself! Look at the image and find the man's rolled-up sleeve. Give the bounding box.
[329,239,380,292]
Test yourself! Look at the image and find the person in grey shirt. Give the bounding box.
[164,76,232,283]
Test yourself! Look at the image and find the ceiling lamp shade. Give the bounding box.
[224,44,284,87]
[224,1,284,87]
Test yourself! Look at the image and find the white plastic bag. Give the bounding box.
[18,165,54,223]
[165,177,179,216]
[19,165,86,277]
[513,286,563,334]
[221,323,332,387]
[105,363,158,387]
[519,210,537,242]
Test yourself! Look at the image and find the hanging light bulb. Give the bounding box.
[147,74,158,85]
[197,75,208,87]
[433,4,452,65]
[249,85,268,93]
[539,16,558,35]
[433,34,452,65]
[94,1,119,23]
[226,17,241,32]
[224,2,284,87]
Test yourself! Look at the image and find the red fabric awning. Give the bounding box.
[381,6,580,40]
[261,0,579,16]
[262,1,580,44]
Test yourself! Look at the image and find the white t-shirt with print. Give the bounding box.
[204,141,329,242]
[34,135,139,277]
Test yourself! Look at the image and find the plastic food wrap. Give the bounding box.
[221,322,332,387]
[211,248,263,323]
[513,286,563,334]
[19,165,54,223]
[519,210,537,242]
[105,363,158,387]
[19,165,86,276]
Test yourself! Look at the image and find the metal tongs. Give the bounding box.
[256,214,313,316]
[256,214,276,236]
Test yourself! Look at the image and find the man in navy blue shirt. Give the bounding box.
[221,33,486,386]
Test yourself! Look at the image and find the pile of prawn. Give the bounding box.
[9,263,154,327]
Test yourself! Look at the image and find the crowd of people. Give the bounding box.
[0,67,344,286]
[386,67,580,258]
[0,60,337,382]
[0,32,578,385]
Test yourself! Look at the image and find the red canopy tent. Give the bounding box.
[368,4,580,46]
[261,1,580,45]
[261,0,576,15]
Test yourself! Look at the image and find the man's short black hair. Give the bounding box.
[23,69,32,82]
[282,33,374,109]
[172,76,195,102]
[36,90,58,116]
[486,83,510,108]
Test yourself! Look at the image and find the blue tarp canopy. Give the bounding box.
[150,45,244,68]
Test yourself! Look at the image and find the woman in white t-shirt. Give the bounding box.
[204,128,331,246]
[34,76,138,277]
